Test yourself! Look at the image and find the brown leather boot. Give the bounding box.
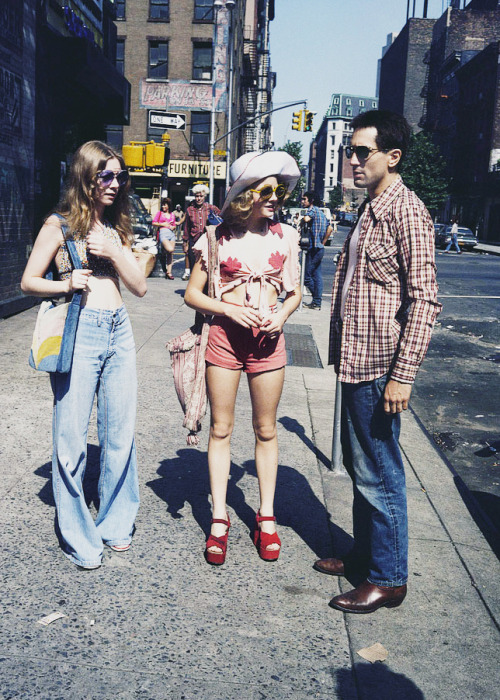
[328,579,407,614]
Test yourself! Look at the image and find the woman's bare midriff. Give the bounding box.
[221,281,278,311]
[82,276,123,310]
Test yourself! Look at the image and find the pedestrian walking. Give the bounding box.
[314,110,441,613]
[21,140,146,570]
[182,184,220,281]
[445,218,461,253]
[184,151,301,566]
[152,198,176,279]
[301,192,332,310]
[174,204,185,242]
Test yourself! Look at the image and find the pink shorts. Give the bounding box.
[206,315,286,373]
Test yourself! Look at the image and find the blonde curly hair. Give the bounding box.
[222,180,289,230]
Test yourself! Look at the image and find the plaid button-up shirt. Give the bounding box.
[329,176,441,384]
[305,205,328,249]
[183,202,220,244]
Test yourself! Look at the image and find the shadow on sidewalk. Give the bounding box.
[279,416,331,469]
[335,664,424,699]
[146,449,350,558]
[35,443,101,512]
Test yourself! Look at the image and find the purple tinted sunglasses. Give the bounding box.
[96,169,129,188]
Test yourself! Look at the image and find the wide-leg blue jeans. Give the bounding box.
[341,375,408,587]
[51,305,140,568]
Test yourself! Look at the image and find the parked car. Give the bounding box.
[129,194,153,239]
[337,211,357,226]
[434,223,446,242]
[437,225,478,251]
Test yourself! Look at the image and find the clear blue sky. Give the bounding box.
[269,0,450,153]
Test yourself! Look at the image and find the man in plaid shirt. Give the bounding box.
[314,110,441,614]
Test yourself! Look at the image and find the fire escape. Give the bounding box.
[241,26,258,152]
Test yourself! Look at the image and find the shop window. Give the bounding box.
[193,42,212,80]
[148,41,168,79]
[194,0,214,22]
[149,0,169,20]
[191,112,210,153]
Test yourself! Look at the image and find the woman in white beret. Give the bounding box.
[184,151,302,565]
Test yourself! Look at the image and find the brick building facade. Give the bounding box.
[0,0,36,317]
[114,0,275,210]
[378,18,436,132]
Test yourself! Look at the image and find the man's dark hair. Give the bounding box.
[350,110,411,170]
[303,191,317,205]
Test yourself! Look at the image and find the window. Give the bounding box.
[346,98,351,105]
[194,0,213,22]
[332,107,338,116]
[115,38,125,75]
[115,0,125,20]
[343,134,350,146]
[149,0,169,20]
[331,150,336,159]
[346,108,352,117]
[333,97,339,104]
[372,101,377,108]
[359,99,364,107]
[148,41,168,79]
[331,135,335,145]
[193,42,212,80]
[191,112,210,153]
[329,178,334,186]
[330,163,334,172]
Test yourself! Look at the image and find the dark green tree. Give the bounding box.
[328,184,343,211]
[278,141,304,206]
[400,131,449,214]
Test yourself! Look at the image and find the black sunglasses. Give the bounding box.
[96,169,129,188]
[345,145,388,160]
[250,183,288,201]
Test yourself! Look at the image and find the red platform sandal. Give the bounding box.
[253,512,281,561]
[205,515,231,566]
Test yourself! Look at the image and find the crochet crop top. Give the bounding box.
[193,221,300,316]
[56,221,123,281]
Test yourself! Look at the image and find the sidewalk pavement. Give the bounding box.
[475,241,500,256]
[0,263,499,699]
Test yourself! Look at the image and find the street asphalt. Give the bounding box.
[0,265,499,699]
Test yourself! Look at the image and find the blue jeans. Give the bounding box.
[445,234,460,253]
[304,247,324,306]
[341,375,408,587]
[51,305,140,568]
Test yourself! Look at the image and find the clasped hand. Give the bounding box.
[225,305,284,337]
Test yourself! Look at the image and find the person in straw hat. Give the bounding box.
[184,151,301,566]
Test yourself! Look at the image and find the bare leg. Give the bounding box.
[162,239,175,276]
[248,368,285,550]
[206,364,241,552]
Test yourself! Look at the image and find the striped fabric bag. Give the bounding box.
[166,225,217,445]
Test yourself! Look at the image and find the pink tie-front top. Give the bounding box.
[193,221,300,316]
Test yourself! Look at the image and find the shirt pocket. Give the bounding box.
[365,242,399,285]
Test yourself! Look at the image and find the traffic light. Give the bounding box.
[292,110,303,131]
[303,110,314,132]
[145,142,167,167]
[122,144,144,168]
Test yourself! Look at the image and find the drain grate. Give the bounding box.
[284,324,323,368]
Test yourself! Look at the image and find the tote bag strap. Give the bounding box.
[205,224,218,300]
[52,213,84,307]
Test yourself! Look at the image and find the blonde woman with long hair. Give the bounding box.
[184,151,301,566]
[22,141,147,569]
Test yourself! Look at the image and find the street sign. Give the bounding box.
[148,110,186,131]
